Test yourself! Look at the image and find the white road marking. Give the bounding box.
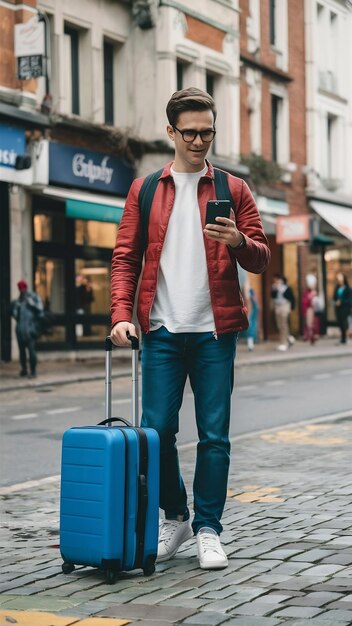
[12,413,38,421]
[265,380,285,386]
[0,475,60,495]
[312,373,332,380]
[237,385,256,392]
[112,398,134,405]
[338,369,352,376]
[47,406,81,415]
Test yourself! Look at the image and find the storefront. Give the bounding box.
[0,105,48,362]
[34,142,134,350]
[310,201,352,330]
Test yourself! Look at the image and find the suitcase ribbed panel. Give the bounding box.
[60,427,126,568]
[143,429,160,565]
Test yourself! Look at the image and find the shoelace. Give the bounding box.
[159,520,180,545]
[198,533,222,554]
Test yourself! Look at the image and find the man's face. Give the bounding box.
[167,109,215,172]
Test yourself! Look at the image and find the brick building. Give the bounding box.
[239,0,308,339]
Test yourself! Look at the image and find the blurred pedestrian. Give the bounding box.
[301,273,321,345]
[11,280,43,378]
[247,287,258,351]
[333,272,352,345]
[110,87,270,570]
[271,273,295,351]
[76,274,94,336]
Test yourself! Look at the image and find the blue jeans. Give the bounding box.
[141,326,237,535]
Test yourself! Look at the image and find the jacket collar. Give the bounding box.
[159,159,214,180]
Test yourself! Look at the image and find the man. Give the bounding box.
[11,280,43,378]
[271,273,295,351]
[111,87,270,569]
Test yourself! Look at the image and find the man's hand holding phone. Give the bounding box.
[204,201,245,249]
[111,321,137,347]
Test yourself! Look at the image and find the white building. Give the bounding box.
[304,0,352,326]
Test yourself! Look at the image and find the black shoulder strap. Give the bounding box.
[214,168,235,211]
[138,169,163,251]
[138,167,234,251]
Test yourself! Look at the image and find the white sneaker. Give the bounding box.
[157,518,193,562]
[288,335,295,347]
[196,528,228,570]
[277,344,288,351]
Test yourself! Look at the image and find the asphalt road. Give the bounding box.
[1,355,351,487]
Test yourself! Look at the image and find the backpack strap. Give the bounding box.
[214,168,235,211]
[138,167,235,251]
[138,168,163,251]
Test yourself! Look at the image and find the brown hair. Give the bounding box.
[166,87,217,127]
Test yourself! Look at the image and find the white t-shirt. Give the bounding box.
[150,165,215,333]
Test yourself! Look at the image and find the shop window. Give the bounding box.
[75,220,117,248]
[325,246,352,323]
[34,210,66,243]
[35,256,65,314]
[75,259,111,341]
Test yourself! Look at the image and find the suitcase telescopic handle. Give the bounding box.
[105,334,140,427]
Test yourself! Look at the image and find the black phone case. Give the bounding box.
[206,200,231,225]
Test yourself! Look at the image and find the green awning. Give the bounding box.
[66,198,124,223]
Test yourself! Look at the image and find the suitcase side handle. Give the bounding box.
[98,417,132,427]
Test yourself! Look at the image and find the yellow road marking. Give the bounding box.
[227,485,284,503]
[0,611,130,626]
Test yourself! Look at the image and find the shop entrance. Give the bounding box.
[33,195,118,350]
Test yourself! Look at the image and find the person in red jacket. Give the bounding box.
[111,87,270,570]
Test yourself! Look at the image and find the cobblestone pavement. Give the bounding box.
[2,413,352,625]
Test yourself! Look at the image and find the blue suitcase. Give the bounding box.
[60,334,159,583]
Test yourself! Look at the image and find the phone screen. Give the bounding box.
[206,200,231,225]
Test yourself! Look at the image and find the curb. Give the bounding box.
[1,345,351,393]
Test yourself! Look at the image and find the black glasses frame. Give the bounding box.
[173,126,216,143]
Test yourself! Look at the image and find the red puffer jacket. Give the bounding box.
[111,161,270,335]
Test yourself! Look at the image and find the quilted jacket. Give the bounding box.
[111,161,270,335]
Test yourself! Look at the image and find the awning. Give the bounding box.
[40,186,125,223]
[311,200,352,242]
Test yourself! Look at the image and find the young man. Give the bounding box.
[111,88,270,569]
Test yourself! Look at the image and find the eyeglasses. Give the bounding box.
[173,126,216,143]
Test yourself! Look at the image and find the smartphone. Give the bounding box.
[206,200,231,226]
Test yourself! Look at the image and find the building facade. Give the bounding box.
[1,0,249,358]
[304,0,352,330]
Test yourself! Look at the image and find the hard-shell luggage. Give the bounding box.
[60,334,159,583]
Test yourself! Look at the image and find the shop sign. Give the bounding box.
[15,15,45,80]
[276,215,310,244]
[0,123,26,170]
[49,143,134,196]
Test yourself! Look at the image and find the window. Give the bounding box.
[327,113,338,179]
[177,61,184,91]
[104,41,114,125]
[269,0,276,46]
[64,24,80,115]
[206,72,215,98]
[247,0,260,54]
[271,94,281,162]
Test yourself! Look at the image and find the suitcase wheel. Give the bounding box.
[105,569,118,584]
[62,561,75,574]
[143,563,155,576]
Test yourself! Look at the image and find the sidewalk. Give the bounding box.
[1,336,351,393]
[1,410,352,625]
